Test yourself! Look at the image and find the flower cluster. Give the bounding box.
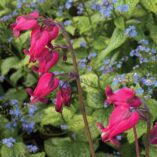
[11,11,71,112]
[97,86,142,145]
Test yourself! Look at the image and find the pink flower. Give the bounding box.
[96,105,140,145]
[150,122,157,144]
[105,86,141,107]
[28,26,50,61]
[10,11,39,38]
[32,48,59,74]
[55,86,71,112]
[26,72,59,103]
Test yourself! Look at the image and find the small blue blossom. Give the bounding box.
[60,124,68,130]
[104,101,108,108]
[10,99,18,105]
[91,4,101,10]
[22,122,35,134]
[63,20,72,26]
[125,25,137,37]
[138,39,149,45]
[133,73,140,83]
[2,138,16,148]
[151,48,156,54]
[77,3,84,15]
[57,6,63,16]
[136,87,144,95]
[27,144,38,153]
[80,41,86,48]
[88,52,97,59]
[29,105,37,116]
[65,0,73,9]
[104,59,110,65]
[154,81,157,87]
[116,4,129,13]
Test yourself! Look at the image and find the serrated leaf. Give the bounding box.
[1,57,20,75]
[44,137,90,157]
[126,120,147,143]
[94,28,127,69]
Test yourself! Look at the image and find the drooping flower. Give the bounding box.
[105,86,142,107]
[10,11,39,38]
[96,105,140,145]
[55,86,71,112]
[150,122,157,144]
[32,48,59,74]
[27,26,50,62]
[26,73,59,103]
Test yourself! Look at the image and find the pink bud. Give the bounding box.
[55,86,71,112]
[26,72,59,103]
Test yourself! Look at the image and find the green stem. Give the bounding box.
[59,23,96,157]
[133,126,140,157]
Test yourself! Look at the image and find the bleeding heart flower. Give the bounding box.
[32,48,59,74]
[55,86,71,112]
[10,11,39,38]
[26,72,59,103]
[96,105,140,145]
[150,122,157,144]
[28,26,50,62]
[105,86,142,107]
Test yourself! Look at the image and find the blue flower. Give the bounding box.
[80,41,86,48]
[104,59,110,65]
[125,26,137,37]
[65,0,73,9]
[77,3,84,15]
[2,138,16,148]
[60,124,68,130]
[63,20,72,26]
[10,99,18,105]
[138,39,149,45]
[116,4,129,13]
[22,122,35,134]
[88,52,97,59]
[136,87,144,95]
[29,105,37,116]
[27,144,38,153]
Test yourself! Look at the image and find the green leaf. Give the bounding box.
[24,73,37,87]
[65,25,75,35]
[81,73,98,89]
[114,0,139,17]
[141,0,157,13]
[10,69,23,85]
[1,57,19,75]
[34,106,74,126]
[145,99,157,122]
[73,16,90,34]
[126,120,147,143]
[44,137,90,157]
[93,36,106,50]
[147,23,157,44]
[114,16,125,30]
[86,88,104,109]
[1,142,26,157]
[94,28,127,69]
[5,88,27,102]
[28,152,45,157]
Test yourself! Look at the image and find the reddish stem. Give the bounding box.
[59,23,96,157]
[133,126,140,157]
